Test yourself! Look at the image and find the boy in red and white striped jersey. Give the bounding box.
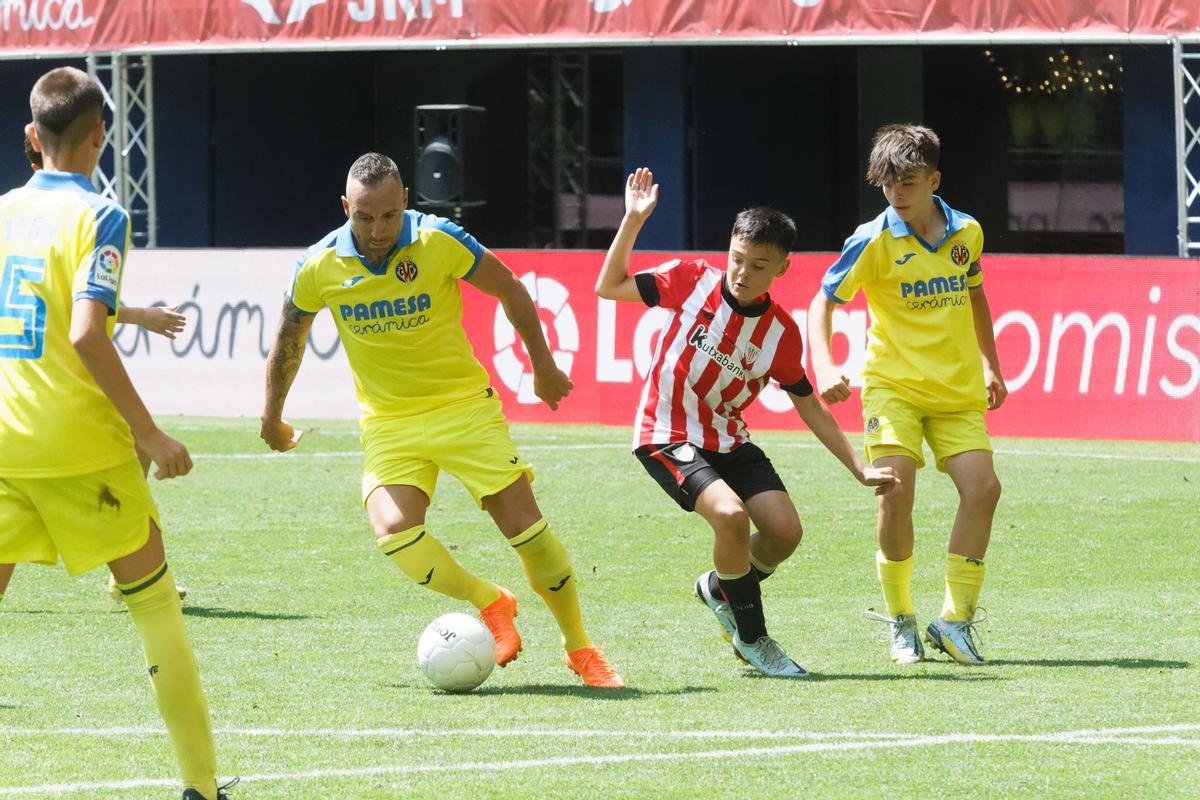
[596,168,898,677]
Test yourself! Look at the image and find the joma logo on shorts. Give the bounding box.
[339,294,431,321]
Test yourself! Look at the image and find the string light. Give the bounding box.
[983,47,1122,96]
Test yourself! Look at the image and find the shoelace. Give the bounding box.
[864,609,910,644]
[217,777,240,798]
[953,607,989,650]
[755,638,796,672]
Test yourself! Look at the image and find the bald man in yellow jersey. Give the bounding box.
[261,152,622,688]
[809,124,1007,666]
[0,68,228,799]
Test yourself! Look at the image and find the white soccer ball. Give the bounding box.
[417,612,496,692]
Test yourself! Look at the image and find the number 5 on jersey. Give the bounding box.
[0,255,48,360]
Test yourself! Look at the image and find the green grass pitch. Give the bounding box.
[1,418,1197,798]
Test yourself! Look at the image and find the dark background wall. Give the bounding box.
[207,53,375,247]
[0,57,77,190]
[373,49,530,248]
[0,43,1182,255]
[685,46,848,252]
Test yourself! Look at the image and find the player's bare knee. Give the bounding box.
[878,481,915,515]
[777,521,804,552]
[960,474,1001,510]
[709,504,750,539]
[370,513,416,540]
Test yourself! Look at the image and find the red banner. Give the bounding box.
[2,1,1199,56]
[466,251,1200,443]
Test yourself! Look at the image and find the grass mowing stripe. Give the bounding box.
[3,726,1197,796]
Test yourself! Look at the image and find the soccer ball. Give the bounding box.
[417,612,496,692]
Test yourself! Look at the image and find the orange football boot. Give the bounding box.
[479,585,522,666]
[566,646,625,688]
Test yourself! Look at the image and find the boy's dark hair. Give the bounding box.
[29,67,104,153]
[348,152,402,187]
[866,124,940,187]
[730,207,796,255]
[23,134,42,169]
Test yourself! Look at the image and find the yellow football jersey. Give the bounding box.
[290,211,491,422]
[0,171,135,477]
[822,197,987,412]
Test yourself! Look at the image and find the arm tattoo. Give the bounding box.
[263,298,314,417]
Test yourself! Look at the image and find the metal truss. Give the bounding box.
[527,51,590,248]
[1174,42,1200,257]
[86,54,158,248]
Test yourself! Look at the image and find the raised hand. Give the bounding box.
[625,167,659,221]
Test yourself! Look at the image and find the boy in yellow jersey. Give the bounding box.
[0,68,229,800]
[808,124,1007,665]
[261,152,623,688]
[0,134,188,604]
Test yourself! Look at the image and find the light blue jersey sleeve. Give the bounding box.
[423,216,484,279]
[822,220,883,304]
[71,201,129,313]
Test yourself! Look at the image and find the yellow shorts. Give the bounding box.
[862,388,991,472]
[0,458,161,576]
[362,391,533,507]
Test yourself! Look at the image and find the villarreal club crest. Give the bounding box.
[950,242,970,267]
[395,259,419,283]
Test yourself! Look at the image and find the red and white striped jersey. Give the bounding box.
[632,258,808,453]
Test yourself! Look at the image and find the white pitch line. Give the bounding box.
[1,726,1197,796]
[0,727,918,740]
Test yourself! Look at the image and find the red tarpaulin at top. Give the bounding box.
[2,0,1199,56]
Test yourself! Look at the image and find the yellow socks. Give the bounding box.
[379,525,500,610]
[509,520,591,652]
[117,563,216,800]
[942,553,985,622]
[876,551,915,617]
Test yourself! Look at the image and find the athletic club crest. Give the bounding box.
[394,259,419,283]
[950,242,970,267]
[674,443,696,462]
[743,343,761,366]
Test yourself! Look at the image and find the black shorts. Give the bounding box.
[634,441,786,512]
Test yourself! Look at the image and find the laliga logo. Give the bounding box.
[97,246,120,274]
[493,273,578,405]
[93,244,122,291]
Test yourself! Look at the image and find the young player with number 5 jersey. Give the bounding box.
[0,67,226,800]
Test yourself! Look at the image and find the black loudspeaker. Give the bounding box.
[414,105,486,207]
